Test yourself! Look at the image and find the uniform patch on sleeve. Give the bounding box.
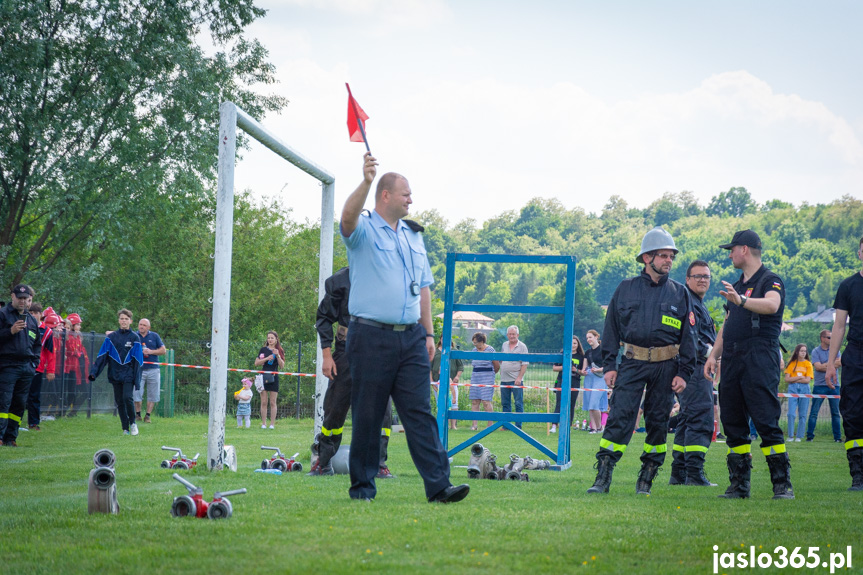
[745,288,754,297]
[689,311,696,326]
[771,282,782,290]
[662,315,682,330]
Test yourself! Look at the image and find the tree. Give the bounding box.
[0,0,286,287]
[706,187,757,218]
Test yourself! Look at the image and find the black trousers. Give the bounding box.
[346,321,450,500]
[317,345,392,467]
[840,342,863,447]
[673,362,714,450]
[719,338,784,451]
[111,380,136,431]
[27,371,43,426]
[596,358,676,465]
[552,380,580,428]
[0,363,35,442]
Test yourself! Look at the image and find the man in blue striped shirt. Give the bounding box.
[340,152,468,504]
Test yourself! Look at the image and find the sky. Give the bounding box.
[231,0,863,227]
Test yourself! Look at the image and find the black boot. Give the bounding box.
[669,450,687,485]
[765,453,794,500]
[307,435,336,476]
[636,461,661,495]
[684,451,717,486]
[586,453,616,494]
[718,453,752,499]
[847,448,863,491]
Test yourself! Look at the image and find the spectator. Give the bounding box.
[469,332,499,431]
[806,329,842,442]
[89,309,143,436]
[500,326,529,429]
[784,343,813,442]
[431,337,464,431]
[134,318,166,423]
[582,330,607,433]
[551,335,587,433]
[27,305,57,431]
[64,313,89,416]
[0,285,42,447]
[234,377,253,428]
[254,330,285,429]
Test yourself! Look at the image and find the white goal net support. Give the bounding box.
[208,101,334,470]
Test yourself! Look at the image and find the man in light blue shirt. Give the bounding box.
[806,329,842,442]
[340,152,468,504]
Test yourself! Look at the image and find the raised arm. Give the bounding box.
[340,152,378,237]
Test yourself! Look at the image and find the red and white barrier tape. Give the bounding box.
[143,361,315,378]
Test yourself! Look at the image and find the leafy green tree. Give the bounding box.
[0,0,285,286]
[706,187,757,218]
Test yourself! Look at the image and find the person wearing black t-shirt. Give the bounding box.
[705,230,792,500]
[826,236,863,491]
[551,336,587,432]
[255,331,285,429]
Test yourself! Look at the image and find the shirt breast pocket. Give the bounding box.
[374,234,396,252]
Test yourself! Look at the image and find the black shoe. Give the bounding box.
[429,484,470,504]
[685,469,717,487]
[806,437,814,442]
[716,433,726,440]
[587,455,616,494]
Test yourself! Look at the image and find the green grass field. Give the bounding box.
[2,414,861,574]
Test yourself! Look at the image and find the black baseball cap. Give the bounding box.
[11,284,34,298]
[719,229,762,250]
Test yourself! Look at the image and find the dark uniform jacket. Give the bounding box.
[722,265,785,343]
[0,303,41,366]
[90,329,143,387]
[687,286,717,363]
[602,270,697,381]
[315,267,351,353]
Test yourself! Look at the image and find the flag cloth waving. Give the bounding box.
[346,83,370,152]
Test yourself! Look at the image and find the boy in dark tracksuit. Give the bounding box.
[89,309,143,435]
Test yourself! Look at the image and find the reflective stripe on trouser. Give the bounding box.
[718,338,784,452]
[839,343,863,442]
[761,443,786,456]
[595,358,676,465]
[674,362,714,451]
[727,444,751,455]
[0,363,35,443]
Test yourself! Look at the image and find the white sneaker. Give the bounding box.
[268,425,274,429]
[262,424,267,429]
[130,423,139,436]
[795,438,802,442]
[550,426,557,434]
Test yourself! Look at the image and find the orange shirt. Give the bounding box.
[785,359,813,380]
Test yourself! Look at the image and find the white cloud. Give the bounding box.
[233,64,863,226]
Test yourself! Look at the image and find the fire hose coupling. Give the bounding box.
[160,446,200,470]
[467,443,547,481]
[89,449,120,515]
[261,445,303,472]
[170,473,247,520]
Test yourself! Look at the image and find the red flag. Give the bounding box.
[346,83,369,147]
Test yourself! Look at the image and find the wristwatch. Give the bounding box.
[739,295,748,307]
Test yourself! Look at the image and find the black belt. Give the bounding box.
[351,316,417,332]
[473,367,494,372]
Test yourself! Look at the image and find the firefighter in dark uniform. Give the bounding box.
[705,230,792,499]
[825,235,863,491]
[670,260,717,486]
[0,284,42,447]
[308,266,394,478]
[587,228,696,495]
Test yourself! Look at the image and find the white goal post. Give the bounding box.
[208,101,334,470]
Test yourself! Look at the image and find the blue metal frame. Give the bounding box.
[437,253,577,469]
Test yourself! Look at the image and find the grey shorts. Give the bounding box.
[133,369,161,403]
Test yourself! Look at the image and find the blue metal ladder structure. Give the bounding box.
[437,253,577,470]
